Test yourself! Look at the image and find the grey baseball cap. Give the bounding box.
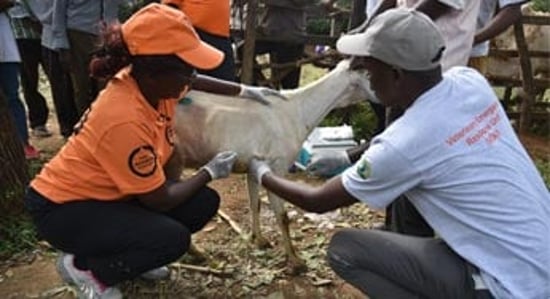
[336,8,445,71]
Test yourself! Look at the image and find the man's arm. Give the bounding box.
[251,159,358,213]
[263,172,359,213]
[473,2,523,45]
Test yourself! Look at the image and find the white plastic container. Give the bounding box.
[295,125,358,174]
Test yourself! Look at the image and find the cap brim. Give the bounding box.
[177,41,224,70]
[336,34,371,57]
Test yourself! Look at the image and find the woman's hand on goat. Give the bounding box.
[249,158,272,184]
[239,84,287,105]
[201,151,238,180]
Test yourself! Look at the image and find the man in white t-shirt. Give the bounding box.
[469,0,526,74]
[249,9,550,299]
[324,0,482,234]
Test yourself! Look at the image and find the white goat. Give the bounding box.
[173,60,373,273]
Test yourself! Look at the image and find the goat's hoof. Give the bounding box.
[253,236,272,249]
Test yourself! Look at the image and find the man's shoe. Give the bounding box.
[31,125,52,138]
[56,253,123,299]
[140,266,170,280]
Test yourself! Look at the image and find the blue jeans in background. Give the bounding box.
[0,62,29,144]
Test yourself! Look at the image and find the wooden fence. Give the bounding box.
[487,14,550,133]
[233,3,549,132]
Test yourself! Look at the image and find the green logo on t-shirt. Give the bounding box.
[356,159,371,179]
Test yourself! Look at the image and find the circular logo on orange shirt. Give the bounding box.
[128,145,157,177]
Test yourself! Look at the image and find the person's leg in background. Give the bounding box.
[249,40,273,87]
[272,42,304,89]
[16,38,51,137]
[42,47,79,138]
[67,29,97,117]
[327,228,479,299]
[0,62,39,158]
[196,29,236,82]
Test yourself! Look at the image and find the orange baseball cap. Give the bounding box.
[121,3,224,70]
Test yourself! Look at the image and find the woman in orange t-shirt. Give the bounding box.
[23,4,282,299]
[163,0,235,81]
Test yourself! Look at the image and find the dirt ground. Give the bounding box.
[1,128,548,299]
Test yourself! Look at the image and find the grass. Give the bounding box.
[0,215,38,260]
[0,160,45,260]
[535,159,550,189]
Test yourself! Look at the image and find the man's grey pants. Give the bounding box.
[327,229,494,299]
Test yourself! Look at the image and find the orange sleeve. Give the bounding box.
[93,122,166,195]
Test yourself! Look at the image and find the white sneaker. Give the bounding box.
[56,253,123,299]
[140,266,170,280]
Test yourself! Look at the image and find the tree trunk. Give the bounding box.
[0,87,29,215]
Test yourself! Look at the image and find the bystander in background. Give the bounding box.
[8,0,52,138]
[1,0,40,159]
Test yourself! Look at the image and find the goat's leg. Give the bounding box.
[267,192,307,275]
[247,174,271,249]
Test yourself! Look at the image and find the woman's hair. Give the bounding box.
[89,23,194,80]
[89,23,131,80]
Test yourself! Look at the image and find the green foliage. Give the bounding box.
[320,102,379,142]
[28,158,44,178]
[118,0,158,22]
[0,215,38,259]
[307,19,332,35]
[532,0,550,12]
[0,159,45,260]
[1,159,43,217]
[306,0,354,35]
[534,158,550,189]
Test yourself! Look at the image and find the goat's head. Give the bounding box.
[333,59,378,108]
